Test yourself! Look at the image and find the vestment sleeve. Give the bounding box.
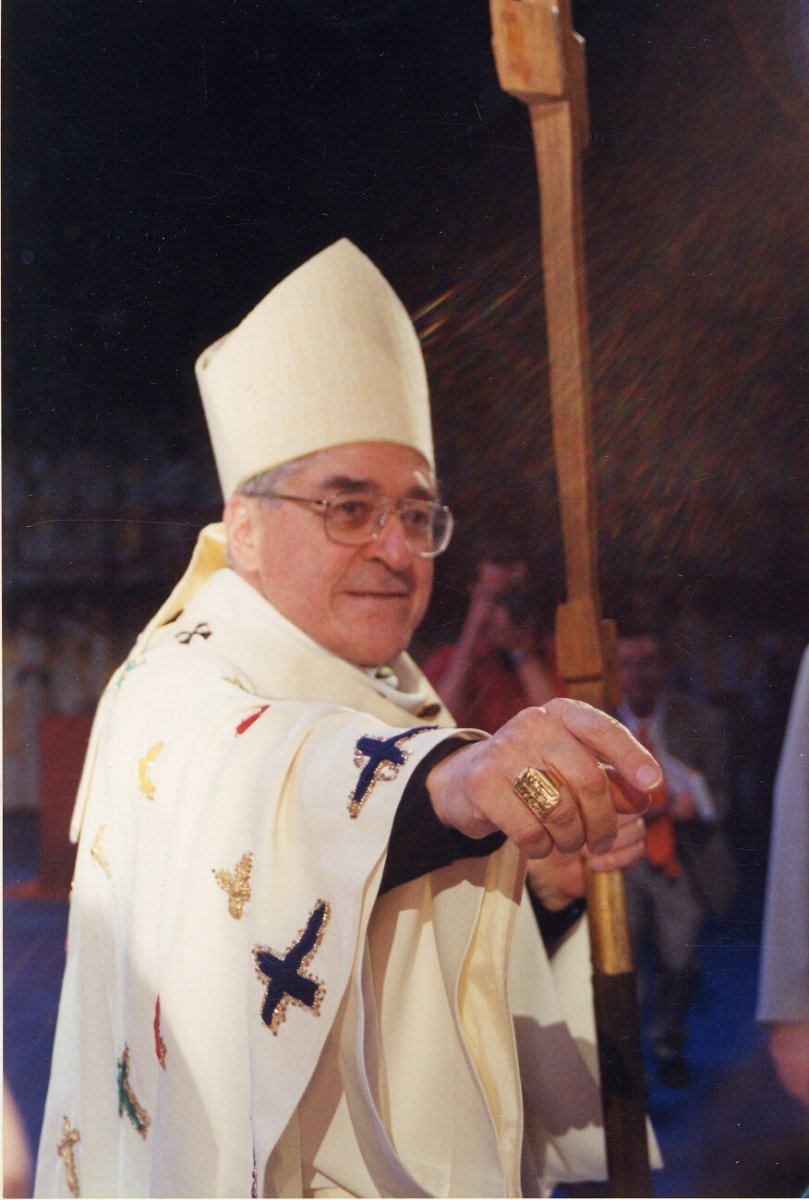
[380,734,505,894]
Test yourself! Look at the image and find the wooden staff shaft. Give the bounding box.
[537,96,651,1188]
[529,99,598,607]
[490,2,651,1193]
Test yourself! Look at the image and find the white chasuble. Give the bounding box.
[36,542,611,1198]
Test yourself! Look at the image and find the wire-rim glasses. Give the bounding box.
[260,490,454,558]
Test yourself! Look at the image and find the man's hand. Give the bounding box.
[768,1022,809,1107]
[427,697,660,858]
[526,811,647,911]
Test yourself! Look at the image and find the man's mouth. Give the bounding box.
[345,573,413,599]
[346,588,410,599]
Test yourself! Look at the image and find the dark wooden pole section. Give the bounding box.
[489,1,652,1193]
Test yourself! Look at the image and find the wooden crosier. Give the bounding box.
[489,1,652,1193]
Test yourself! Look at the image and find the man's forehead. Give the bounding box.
[290,443,437,495]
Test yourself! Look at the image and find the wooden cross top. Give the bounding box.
[491,0,589,148]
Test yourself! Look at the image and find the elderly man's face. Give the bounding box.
[225,442,436,667]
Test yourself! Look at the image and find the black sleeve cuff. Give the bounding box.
[379,735,506,896]
[526,885,587,952]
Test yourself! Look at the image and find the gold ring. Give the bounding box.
[512,766,563,821]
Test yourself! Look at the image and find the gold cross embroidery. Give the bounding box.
[213,852,253,919]
[90,826,111,877]
[137,742,164,801]
[57,1115,80,1198]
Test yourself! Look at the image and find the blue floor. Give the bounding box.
[635,838,809,1197]
[5,813,808,1196]
[4,814,69,1167]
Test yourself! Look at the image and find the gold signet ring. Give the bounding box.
[512,766,563,821]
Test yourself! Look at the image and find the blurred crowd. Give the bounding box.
[4,535,805,829]
[3,433,220,590]
[420,553,808,1101]
[3,593,132,814]
[3,429,223,816]
[422,554,805,832]
[665,605,805,829]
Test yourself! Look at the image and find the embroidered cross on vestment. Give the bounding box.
[348,726,436,817]
[175,622,212,645]
[253,901,331,1034]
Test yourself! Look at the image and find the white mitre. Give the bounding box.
[196,237,434,497]
[138,240,435,643]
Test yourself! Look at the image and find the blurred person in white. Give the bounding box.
[757,643,809,1109]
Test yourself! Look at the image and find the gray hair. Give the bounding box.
[225,455,312,568]
[235,458,304,499]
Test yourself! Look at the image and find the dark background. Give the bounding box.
[4,0,809,641]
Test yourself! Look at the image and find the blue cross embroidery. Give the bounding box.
[253,901,331,1035]
[348,726,436,818]
[175,622,212,645]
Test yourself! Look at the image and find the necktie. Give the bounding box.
[636,719,680,878]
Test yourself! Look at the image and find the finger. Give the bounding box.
[492,767,561,856]
[537,779,591,853]
[543,697,662,797]
[428,739,558,853]
[586,812,646,871]
[587,829,646,873]
[605,767,652,816]
[492,796,557,858]
[488,707,618,853]
[605,810,646,845]
[520,827,555,859]
[587,811,644,858]
[514,711,620,852]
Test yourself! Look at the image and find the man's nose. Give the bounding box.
[363,508,414,567]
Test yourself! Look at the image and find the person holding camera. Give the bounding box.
[422,557,560,734]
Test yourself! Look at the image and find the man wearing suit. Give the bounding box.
[617,626,734,1088]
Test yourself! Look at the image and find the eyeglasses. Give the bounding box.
[260,490,454,558]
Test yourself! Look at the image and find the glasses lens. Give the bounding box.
[325,496,378,544]
[399,501,452,556]
[324,494,454,556]
[430,505,453,556]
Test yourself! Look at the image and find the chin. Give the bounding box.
[351,646,405,669]
[348,616,415,665]
[344,633,410,669]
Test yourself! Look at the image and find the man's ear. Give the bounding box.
[223,494,262,576]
